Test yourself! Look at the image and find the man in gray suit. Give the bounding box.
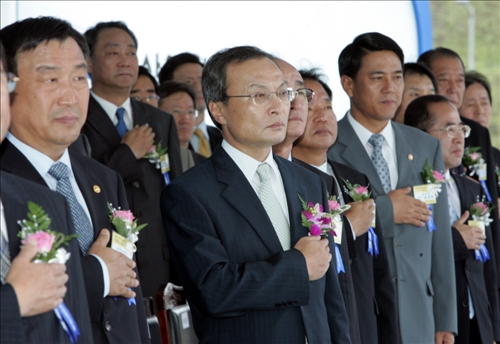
[328,32,457,344]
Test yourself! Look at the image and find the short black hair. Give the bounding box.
[135,66,159,94]
[299,68,332,100]
[84,21,138,58]
[157,81,197,110]
[338,32,404,79]
[404,94,451,131]
[158,52,204,84]
[417,47,465,72]
[0,42,7,73]
[0,16,89,75]
[465,71,492,105]
[403,62,438,93]
[202,45,276,130]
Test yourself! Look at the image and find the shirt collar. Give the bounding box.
[6,132,75,179]
[347,111,396,150]
[91,90,132,122]
[195,120,209,138]
[221,140,279,185]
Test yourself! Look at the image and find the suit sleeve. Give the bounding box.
[484,223,500,340]
[430,142,458,334]
[451,228,469,261]
[0,284,24,344]
[161,183,310,317]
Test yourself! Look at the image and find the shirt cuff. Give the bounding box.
[90,254,110,297]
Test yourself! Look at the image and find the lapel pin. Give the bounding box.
[408,154,414,161]
[93,185,101,193]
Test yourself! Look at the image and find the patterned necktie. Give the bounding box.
[256,163,291,250]
[115,107,128,138]
[193,128,210,157]
[368,134,391,194]
[48,163,94,254]
[447,182,460,224]
[1,202,10,284]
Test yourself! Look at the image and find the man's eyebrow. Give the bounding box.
[74,63,87,70]
[103,42,136,49]
[36,65,61,73]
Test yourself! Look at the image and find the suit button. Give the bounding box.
[287,300,294,306]
[465,269,470,276]
[462,299,469,307]
[382,231,386,236]
[394,242,400,248]
[133,181,140,188]
[392,277,397,283]
[292,300,298,305]
[104,321,112,331]
[281,302,288,307]
[275,303,282,309]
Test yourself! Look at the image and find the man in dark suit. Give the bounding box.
[328,33,457,343]
[81,21,183,299]
[418,48,500,284]
[292,69,397,344]
[0,42,93,344]
[0,17,149,344]
[161,46,350,343]
[158,52,223,156]
[405,94,500,344]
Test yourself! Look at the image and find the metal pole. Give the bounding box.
[457,0,476,70]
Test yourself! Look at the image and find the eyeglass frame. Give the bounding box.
[294,87,315,104]
[427,124,471,138]
[131,94,160,103]
[226,87,296,106]
[169,108,199,118]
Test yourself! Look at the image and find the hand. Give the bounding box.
[294,236,332,281]
[121,124,155,159]
[435,331,454,344]
[388,186,431,226]
[344,199,375,236]
[453,210,486,250]
[6,238,68,317]
[88,229,138,298]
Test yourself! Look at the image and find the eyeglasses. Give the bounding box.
[170,109,199,118]
[131,94,159,103]
[7,73,19,93]
[294,88,315,103]
[226,87,295,106]
[428,124,471,138]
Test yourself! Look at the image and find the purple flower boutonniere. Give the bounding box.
[298,194,336,237]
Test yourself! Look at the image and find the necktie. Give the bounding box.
[1,203,10,284]
[447,183,460,224]
[368,134,391,194]
[115,107,128,138]
[48,163,94,254]
[193,129,210,157]
[256,163,290,250]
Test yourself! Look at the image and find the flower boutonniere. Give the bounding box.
[341,178,379,256]
[17,201,80,343]
[298,194,336,237]
[462,147,492,202]
[108,203,147,258]
[468,197,494,262]
[143,141,168,169]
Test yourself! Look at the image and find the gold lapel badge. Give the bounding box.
[93,185,101,193]
[408,154,414,161]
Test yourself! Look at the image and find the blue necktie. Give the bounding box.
[48,163,94,254]
[368,134,391,194]
[1,231,10,284]
[115,107,128,138]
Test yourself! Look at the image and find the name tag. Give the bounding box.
[110,230,135,259]
[332,219,343,245]
[468,220,486,235]
[478,163,487,181]
[413,184,437,204]
[371,207,376,228]
[161,154,170,173]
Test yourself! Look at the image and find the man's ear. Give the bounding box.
[209,101,227,127]
[341,75,354,98]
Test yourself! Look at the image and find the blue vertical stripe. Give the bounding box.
[412,0,434,54]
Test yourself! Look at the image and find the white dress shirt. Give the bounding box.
[91,90,133,130]
[222,140,290,224]
[7,132,110,296]
[347,111,399,190]
[1,200,7,246]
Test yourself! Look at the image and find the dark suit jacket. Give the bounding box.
[82,95,183,298]
[461,116,500,288]
[451,173,500,344]
[493,146,500,196]
[294,158,398,344]
[0,141,150,344]
[1,172,93,344]
[161,146,351,344]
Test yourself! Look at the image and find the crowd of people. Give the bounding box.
[0,15,499,344]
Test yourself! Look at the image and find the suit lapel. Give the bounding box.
[0,140,48,187]
[130,99,151,126]
[335,116,386,195]
[213,148,283,254]
[87,96,122,147]
[393,123,415,188]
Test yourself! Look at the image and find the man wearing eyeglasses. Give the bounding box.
[80,21,183,300]
[405,95,500,344]
[161,45,350,344]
